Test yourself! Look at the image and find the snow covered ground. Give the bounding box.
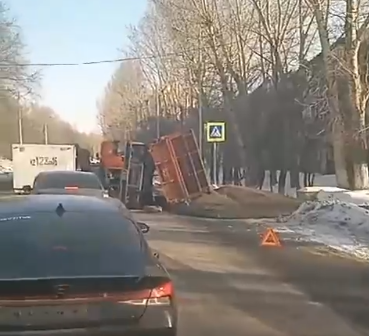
[260,172,369,260]
[278,193,369,260]
[261,171,369,259]
[280,200,369,259]
[316,188,369,206]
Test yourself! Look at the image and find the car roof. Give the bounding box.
[0,195,123,215]
[36,171,96,177]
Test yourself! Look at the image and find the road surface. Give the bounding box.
[134,212,369,336]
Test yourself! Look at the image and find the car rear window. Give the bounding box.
[0,212,143,278]
[34,173,102,190]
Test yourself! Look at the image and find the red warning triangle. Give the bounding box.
[260,228,281,247]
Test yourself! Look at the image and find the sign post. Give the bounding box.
[212,142,217,183]
[206,121,226,184]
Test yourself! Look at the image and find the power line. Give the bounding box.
[0,41,235,67]
[0,52,176,67]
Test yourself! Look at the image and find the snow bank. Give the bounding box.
[317,189,369,206]
[297,185,369,207]
[284,200,369,259]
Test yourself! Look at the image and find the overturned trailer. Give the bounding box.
[97,129,210,208]
[150,129,210,204]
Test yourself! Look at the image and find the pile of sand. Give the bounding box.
[170,185,301,219]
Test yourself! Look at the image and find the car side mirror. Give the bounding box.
[23,185,32,194]
[137,221,150,233]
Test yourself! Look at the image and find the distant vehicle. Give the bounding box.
[12,144,76,193]
[0,166,12,174]
[0,158,13,173]
[30,170,109,198]
[0,194,177,335]
[90,158,100,164]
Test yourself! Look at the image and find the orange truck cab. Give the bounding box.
[100,140,125,170]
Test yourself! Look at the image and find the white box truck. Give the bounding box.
[12,144,76,193]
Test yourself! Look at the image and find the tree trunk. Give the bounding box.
[331,118,349,187]
[310,0,350,188]
[340,0,369,189]
[222,156,228,184]
[311,0,369,189]
[222,89,247,181]
[210,146,215,184]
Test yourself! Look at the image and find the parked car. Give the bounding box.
[0,194,178,335]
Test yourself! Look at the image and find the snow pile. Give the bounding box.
[297,185,369,207]
[285,200,369,259]
[317,189,369,206]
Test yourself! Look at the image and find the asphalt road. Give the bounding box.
[134,212,369,336]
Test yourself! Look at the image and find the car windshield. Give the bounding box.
[0,212,142,278]
[34,173,102,190]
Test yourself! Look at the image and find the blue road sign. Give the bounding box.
[206,121,226,142]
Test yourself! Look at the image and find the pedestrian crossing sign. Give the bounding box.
[206,121,226,142]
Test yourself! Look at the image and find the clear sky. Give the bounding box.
[10,0,147,133]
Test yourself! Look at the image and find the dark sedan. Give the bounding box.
[31,170,108,198]
[0,194,177,335]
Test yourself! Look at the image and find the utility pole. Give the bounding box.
[17,92,23,144]
[198,81,203,159]
[198,8,205,159]
[44,124,48,144]
[156,88,160,139]
[198,29,203,159]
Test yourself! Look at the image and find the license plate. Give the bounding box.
[0,305,89,325]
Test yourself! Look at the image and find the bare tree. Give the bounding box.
[98,0,369,191]
[307,0,369,189]
[0,2,40,98]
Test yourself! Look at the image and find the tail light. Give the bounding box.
[0,281,174,306]
[118,281,174,306]
[65,186,79,190]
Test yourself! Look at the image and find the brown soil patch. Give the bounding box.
[170,185,301,219]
